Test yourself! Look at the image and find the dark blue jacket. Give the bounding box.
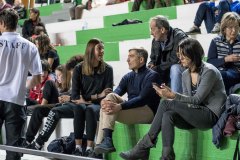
[114,65,161,114]
[212,94,240,148]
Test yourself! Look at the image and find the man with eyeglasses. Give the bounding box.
[148,15,188,93]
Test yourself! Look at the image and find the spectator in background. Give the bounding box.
[28,26,47,43]
[186,0,240,34]
[24,64,72,149]
[26,60,53,106]
[22,8,47,39]
[66,54,84,72]
[155,0,171,8]
[0,9,42,160]
[207,12,240,94]
[131,0,156,11]
[106,0,129,5]
[148,15,188,93]
[69,0,92,20]
[13,0,27,19]
[0,0,12,12]
[35,34,60,75]
[120,38,227,160]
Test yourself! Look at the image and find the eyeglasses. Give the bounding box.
[226,25,239,31]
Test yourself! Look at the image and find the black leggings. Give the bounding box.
[34,103,100,145]
[148,99,218,147]
[26,106,52,143]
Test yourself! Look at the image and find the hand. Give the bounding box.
[148,63,155,69]
[101,99,112,112]
[58,95,70,103]
[72,96,92,104]
[98,88,113,99]
[58,96,64,103]
[153,83,175,99]
[224,54,240,62]
[101,99,121,114]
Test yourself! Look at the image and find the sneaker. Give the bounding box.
[84,148,93,157]
[21,139,31,148]
[211,23,220,33]
[186,26,201,35]
[73,148,83,156]
[26,142,42,150]
[94,137,116,154]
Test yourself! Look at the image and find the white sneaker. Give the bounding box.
[211,23,220,33]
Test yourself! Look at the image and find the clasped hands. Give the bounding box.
[101,99,122,115]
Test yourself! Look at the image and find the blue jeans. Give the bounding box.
[220,68,240,95]
[194,0,230,33]
[170,64,185,93]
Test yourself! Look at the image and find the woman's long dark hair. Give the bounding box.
[35,34,55,56]
[177,38,204,73]
[55,64,71,93]
[82,38,106,76]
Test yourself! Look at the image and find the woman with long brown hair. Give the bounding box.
[26,38,113,159]
[35,34,60,74]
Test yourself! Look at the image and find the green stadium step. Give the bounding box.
[76,23,150,44]
[105,123,236,160]
[18,3,63,26]
[104,6,177,28]
[56,42,120,64]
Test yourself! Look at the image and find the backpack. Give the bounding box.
[47,132,75,154]
[47,132,87,154]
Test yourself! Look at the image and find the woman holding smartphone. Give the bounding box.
[120,38,227,160]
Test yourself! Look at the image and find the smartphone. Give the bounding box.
[152,83,164,88]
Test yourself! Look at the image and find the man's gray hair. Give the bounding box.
[150,15,170,30]
[129,47,148,63]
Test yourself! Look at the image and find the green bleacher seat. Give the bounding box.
[105,123,236,160]
[76,23,150,44]
[56,42,120,64]
[104,6,177,28]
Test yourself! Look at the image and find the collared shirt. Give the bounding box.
[0,32,42,105]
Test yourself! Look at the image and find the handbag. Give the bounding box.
[233,134,240,160]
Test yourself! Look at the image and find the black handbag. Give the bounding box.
[233,134,240,160]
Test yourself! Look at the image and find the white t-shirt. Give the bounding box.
[0,32,42,106]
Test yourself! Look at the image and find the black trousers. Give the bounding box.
[26,106,52,143]
[34,103,100,145]
[0,101,26,160]
[148,99,218,147]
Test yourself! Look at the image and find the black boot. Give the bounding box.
[94,137,116,154]
[120,133,155,160]
[160,147,175,160]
